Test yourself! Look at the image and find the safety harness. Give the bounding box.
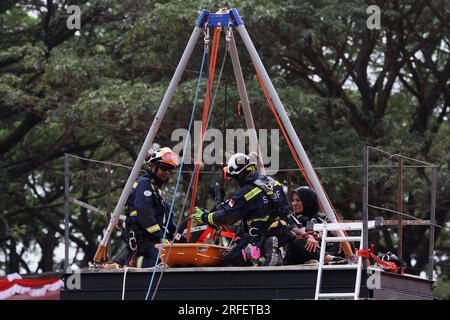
[123,177,168,266]
[245,176,289,240]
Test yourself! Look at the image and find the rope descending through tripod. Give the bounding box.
[144,37,209,301]
[146,24,235,300]
[186,27,222,241]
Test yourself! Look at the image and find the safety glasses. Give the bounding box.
[158,163,175,173]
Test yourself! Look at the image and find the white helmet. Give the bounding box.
[145,147,179,168]
[226,153,256,176]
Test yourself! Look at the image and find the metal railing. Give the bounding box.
[363,146,439,280]
[63,149,442,280]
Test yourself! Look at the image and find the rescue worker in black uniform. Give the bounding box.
[193,153,291,266]
[112,147,185,268]
[285,186,347,265]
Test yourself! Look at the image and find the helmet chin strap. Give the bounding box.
[150,164,165,185]
[230,164,255,185]
[235,170,251,187]
[235,176,245,187]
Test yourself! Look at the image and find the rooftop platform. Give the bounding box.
[60,265,434,300]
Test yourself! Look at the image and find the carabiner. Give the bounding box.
[249,227,259,237]
[203,24,210,51]
[225,25,232,51]
[128,231,137,251]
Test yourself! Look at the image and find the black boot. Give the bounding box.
[112,245,131,266]
[262,236,279,266]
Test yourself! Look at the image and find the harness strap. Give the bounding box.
[357,245,402,274]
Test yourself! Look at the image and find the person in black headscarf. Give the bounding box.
[285,186,346,265]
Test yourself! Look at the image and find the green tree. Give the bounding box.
[0,1,448,299]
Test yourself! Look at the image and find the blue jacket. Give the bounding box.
[202,172,291,232]
[125,172,176,242]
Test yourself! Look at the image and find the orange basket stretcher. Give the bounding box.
[155,243,231,267]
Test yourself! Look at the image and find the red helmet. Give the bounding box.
[145,147,179,168]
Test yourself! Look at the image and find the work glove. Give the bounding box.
[192,207,208,226]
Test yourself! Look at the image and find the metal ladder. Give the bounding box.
[313,219,383,300]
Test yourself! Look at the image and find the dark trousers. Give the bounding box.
[285,238,345,265]
[285,238,320,265]
[223,235,267,266]
[135,243,159,268]
[112,239,159,268]
[112,244,131,266]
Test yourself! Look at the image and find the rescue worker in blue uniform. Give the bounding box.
[112,147,184,268]
[193,153,291,266]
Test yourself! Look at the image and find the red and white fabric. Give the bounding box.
[0,273,63,300]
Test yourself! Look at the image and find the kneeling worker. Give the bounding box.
[193,153,291,266]
[113,146,185,268]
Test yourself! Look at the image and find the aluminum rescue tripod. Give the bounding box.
[94,8,354,264]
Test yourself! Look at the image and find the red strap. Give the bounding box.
[186,28,222,241]
[369,253,399,273]
[218,226,235,239]
[197,226,235,243]
[197,226,215,243]
[356,249,371,260]
[357,246,400,273]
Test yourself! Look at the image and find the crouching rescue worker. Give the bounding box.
[112,147,185,268]
[192,153,291,266]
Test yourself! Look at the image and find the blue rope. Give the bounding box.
[144,46,208,300]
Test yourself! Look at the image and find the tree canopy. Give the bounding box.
[1,0,449,298]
